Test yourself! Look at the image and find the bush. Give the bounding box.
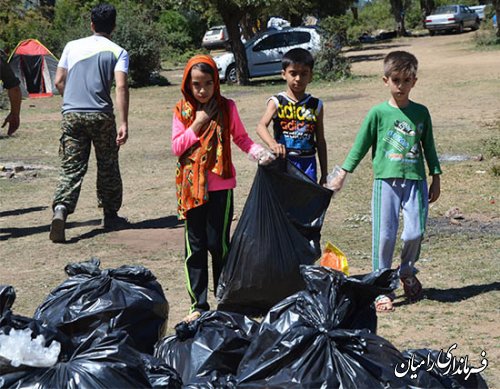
[473,19,500,47]
[314,17,352,82]
[156,9,206,64]
[112,2,161,87]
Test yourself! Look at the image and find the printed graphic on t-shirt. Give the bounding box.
[384,119,423,164]
[272,93,321,154]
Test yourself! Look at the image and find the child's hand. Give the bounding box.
[193,99,218,133]
[270,142,286,158]
[429,175,441,203]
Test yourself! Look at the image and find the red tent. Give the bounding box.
[8,39,59,98]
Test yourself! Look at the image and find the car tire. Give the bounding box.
[429,30,436,36]
[471,19,480,30]
[226,64,238,84]
[457,22,464,33]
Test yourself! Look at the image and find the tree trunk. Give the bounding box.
[216,2,250,85]
[220,14,250,85]
[419,0,434,16]
[390,0,406,36]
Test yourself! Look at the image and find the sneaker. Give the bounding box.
[103,212,130,230]
[50,205,67,243]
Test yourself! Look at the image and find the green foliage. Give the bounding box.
[47,0,90,56]
[314,16,352,82]
[473,18,500,47]
[157,9,196,60]
[112,1,162,87]
[0,5,53,53]
[483,137,500,158]
[352,0,425,37]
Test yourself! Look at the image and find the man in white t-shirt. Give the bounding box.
[50,3,130,243]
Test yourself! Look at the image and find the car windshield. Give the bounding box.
[432,5,458,14]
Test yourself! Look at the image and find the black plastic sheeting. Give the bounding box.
[33,258,169,354]
[217,159,333,315]
[234,266,464,388]
[154,310,259,387]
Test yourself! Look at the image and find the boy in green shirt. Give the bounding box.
[333,51,441,312]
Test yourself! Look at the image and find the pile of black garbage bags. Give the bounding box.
[0,260,488,388]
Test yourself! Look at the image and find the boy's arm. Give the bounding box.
[256,100,285,157]
[428,174,441,203]
[315,108,328,185]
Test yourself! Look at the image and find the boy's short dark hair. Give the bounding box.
[383,51,418,77]
[282,48,314,71]
[91,4,117,35]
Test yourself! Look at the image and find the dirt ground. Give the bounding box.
[1,31,499,386]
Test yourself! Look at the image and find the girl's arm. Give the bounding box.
[228,100,263,159]
[171,114,199,156]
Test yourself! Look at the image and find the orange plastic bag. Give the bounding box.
[319,241,349,275]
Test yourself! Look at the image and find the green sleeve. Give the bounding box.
[421,113,442,176]
[341,108,377,173]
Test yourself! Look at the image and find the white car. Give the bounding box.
[425,5,480,35]
[469,5,486,20]
[214,27,321,83]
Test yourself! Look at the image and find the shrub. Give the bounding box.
[112,1,162,87]
[314,16,352,82]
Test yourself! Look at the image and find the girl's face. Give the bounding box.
[190,68,215,104]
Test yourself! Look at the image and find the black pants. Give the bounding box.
[184,189,233,312]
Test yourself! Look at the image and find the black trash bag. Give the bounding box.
[235,265,444,388]
[300,266,399,333]
[14,329,152,388]
[0,286,72,384]
[140,353,183,389]
[33,258,169,354]
[217,159,333,315]
[0,286,16,316]
[401,349,489,389]
[154,310,259,386]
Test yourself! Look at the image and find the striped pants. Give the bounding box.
[184,189,233,313]
[372,178,428,278]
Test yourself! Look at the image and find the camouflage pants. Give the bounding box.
[52,112,122,215]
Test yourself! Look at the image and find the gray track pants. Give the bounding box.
[372,178,428,277]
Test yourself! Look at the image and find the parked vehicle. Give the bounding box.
[202,25,230,50]
[213,27,321,83]
[425,5,480,35]
[469,5,486,20]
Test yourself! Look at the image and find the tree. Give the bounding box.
[389,0,413,36]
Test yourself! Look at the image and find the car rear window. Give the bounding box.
[206,29,221,36]
[433,5,458,14]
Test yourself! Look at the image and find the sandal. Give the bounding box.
[182,310,202,323]
[375,295,395,312]
[401,275,423,301]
